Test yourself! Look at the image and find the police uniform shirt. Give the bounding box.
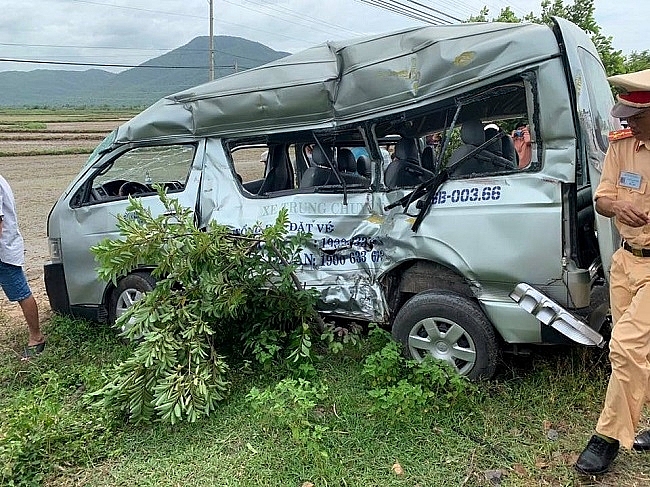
[595,135,650,248]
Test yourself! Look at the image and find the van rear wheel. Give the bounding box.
[108,272,156,328]
[391,290,499,380]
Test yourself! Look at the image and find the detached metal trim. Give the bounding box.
[510,283,605,348]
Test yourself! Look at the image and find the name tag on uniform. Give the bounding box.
[619,171,642,190]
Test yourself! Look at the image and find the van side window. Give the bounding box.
[230,144,298,195]
[577,48,616,157]
[228,136,372,197]
[375,79,535,184]
[82,144,195,204]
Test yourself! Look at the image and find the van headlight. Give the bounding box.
[48,237,62,263]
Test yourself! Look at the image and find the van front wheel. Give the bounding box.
[108,272,156,326]
[391,290,499,380]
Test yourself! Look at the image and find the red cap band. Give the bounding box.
[619,91,650,107]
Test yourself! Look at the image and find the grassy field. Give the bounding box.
[1,107,649,487]
[2,314,650,487]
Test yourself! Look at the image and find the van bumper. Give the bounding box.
[44,262,70,315]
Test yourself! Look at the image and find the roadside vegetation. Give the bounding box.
[0,189,648,486]
[4,312,650,486]
[469,0,650,79]
[2,0,650,476]
[0,148,95,157]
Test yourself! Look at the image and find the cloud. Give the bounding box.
[0,0,645,73]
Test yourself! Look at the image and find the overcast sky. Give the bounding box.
[0,0,644,73]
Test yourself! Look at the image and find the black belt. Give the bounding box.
[623,241,650,257]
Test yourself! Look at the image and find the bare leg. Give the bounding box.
[19,295,44,346]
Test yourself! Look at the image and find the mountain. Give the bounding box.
[0,36,290,107]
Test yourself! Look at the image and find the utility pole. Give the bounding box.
[209,0,214,81]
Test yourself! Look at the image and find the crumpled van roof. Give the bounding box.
[116,21,562,143]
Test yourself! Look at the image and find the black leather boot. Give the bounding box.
[633,430,650,451]
[575,435,619,475]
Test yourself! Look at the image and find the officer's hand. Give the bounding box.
[612,200,650,227]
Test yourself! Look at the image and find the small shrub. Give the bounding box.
[362,325,477,415]
[247,378,329,453]
[16,121,47,130]
[368,379,432,414]
[320,322,363,354]
[90,189,319,424]
[361,340,404,388]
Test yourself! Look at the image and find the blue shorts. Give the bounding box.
[0,261,32,302]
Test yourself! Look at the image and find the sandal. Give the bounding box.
[21,341,46,361]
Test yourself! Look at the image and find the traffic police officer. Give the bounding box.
[576,68,650,475]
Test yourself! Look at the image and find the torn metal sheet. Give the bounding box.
[115,22,561,143]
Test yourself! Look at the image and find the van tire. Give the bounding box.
[391,290,499,380]
[108,272,157,326]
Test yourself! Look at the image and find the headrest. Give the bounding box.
[483,127,503,156]
[484,127,498,141]
[460,120,485,146]
[357,154,371,177]
[312,145,334,167]
[394,138,419,163]
[421,145,436,172]
[337,148,357,172]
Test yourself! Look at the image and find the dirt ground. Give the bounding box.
[0,120,122,338]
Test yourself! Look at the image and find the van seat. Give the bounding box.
[300,146,334,187]
[421,145,438,173]
[337,148,370,187]
[357,154,371,178]
[385,138,430,188]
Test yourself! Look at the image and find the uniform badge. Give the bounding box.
[608,128,634,141]
[619,171,642,190]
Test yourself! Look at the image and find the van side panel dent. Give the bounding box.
[200,140,388,321]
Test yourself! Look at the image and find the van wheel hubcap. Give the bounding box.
[407,317,477,375]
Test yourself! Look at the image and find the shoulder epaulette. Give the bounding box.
[608,128,634,142]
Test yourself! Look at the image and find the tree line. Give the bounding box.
[469,0,648,76]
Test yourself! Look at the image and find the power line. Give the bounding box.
[234,0,362,38]
[402,0,463,22]
[419,0,480,20]
[66,0,338,51]
[358,0,461,25]
[66,0,205,19]
[358,0,532,25]
[0,58,241,70]
[2,0,536,76]
[0,40,281,65]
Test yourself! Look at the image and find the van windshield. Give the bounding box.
[84,129,117,169]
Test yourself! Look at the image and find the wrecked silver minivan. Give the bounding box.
[45,18,619,379]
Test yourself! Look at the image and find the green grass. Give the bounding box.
[0,107,141,122]
[0,148,94,157]
[4,121,48,131]
[3,316,650,487]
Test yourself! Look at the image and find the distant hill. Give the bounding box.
[0,36,290,107]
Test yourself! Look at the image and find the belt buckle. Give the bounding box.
[633,247,644,257]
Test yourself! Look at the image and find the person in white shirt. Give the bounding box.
[0,174,45,359]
